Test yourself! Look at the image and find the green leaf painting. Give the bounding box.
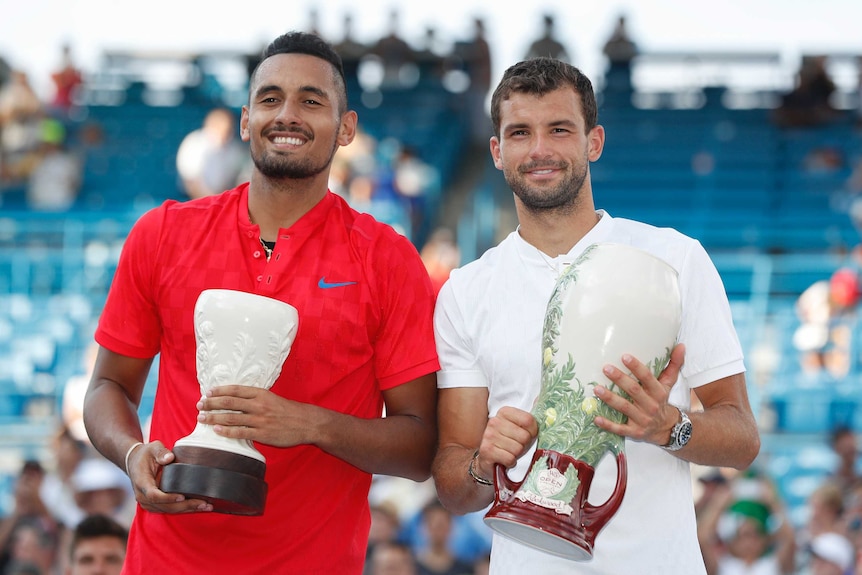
[532,245,673,468]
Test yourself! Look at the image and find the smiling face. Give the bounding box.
[490,86,604,215]
[240,53,356,182]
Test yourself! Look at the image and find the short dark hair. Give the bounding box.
[69,514,129,559]
[490,57,598,138]
[250,31,348,113]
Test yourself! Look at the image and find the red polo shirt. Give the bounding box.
[96,184,439,574]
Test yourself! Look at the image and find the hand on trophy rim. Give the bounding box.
[197,385,315,448]
[479,406,540,478]
[592,343,686,446]
[127,440,215,514]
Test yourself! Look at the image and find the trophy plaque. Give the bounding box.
[484,243,682,560]
[160,289,299,515]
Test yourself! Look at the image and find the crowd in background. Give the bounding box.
[0,10,861,575]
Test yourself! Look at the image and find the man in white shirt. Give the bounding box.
[431,57,760,574]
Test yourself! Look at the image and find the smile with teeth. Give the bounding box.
[272,136,304,145]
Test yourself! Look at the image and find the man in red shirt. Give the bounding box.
[83,31,439,574]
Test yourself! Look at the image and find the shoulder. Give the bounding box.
[608,216,708,270]
[444,233,517,293]
[131,187,242,237]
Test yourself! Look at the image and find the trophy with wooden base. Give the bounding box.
[160,289,299,516]
[484,243,682,560]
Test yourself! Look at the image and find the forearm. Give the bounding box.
[678,403,760,469]
[307,404,436,481]
[431,445,495,515]
[83,379,146,471]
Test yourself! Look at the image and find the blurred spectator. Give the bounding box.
[773,55,839,128]
[394,145,439,239]
[524,13,570,62]
[697,471,796,575]
[602,13,638,92]
[0,70,45,183]
[366,502,403,568]
[807,532,855,575]
[61,342,99,444]
[66,514,128,575]
[800,482,847,547]
[69,458,133,529]
[828,426,862,504]
[414,500,473,575]
[26,117,82,211]
[0,54,11,89]
[419,228,460,297]
[471,554,489,575]
[334,12,368,82]
[453,17,493,143]
[175,107,246,200]
[39,426,88,530]
[792,267,859,377]
[695,466,730,517]
[414,26,447,83]
[4,520,58,575]
[0,461,59,574]
[842,484,862,570]
[367,541,418,575]
[49,43,83,114]
[369,8,415,88]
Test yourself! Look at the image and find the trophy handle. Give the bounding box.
[494,462,519,495]
[582,451,627,541]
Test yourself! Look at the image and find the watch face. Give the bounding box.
[677,422,693,447]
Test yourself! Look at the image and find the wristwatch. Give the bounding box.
[662,407,692,451]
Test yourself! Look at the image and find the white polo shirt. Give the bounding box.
[434,210,745,575]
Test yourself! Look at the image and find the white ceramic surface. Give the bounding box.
[174,289,299,462]
[553,242,682,402]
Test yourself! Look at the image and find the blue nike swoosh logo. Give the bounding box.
[318,277,357,289]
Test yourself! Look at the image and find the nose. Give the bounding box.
[274,100,302,125]
[529,133,553,159]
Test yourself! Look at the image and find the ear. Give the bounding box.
[588,125,605,162]
[337,110,358,147]
[239,106,250,143]
[490,136,503,171]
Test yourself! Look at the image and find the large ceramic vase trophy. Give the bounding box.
[160,289,299,516]
[484,243,682,560]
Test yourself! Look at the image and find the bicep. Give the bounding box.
[437,387,489,450]
[693,372,751,412]
[382,373,438,424]
[87,346,154,408]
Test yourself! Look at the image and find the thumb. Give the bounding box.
[658,343,685,389]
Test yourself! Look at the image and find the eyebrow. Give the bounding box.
[252,84,330,101]
[503,119,579,132]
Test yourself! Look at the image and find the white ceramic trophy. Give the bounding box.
[160,289,299,515]
[484,243,682,560]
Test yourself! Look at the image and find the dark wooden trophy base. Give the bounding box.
[160,445,267,516]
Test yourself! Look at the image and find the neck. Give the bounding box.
[516,205,601,257]
[248,174,328,240]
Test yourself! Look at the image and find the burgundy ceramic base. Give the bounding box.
[484,513,593,561]
[484,449,627,561]
[160,445,267,516]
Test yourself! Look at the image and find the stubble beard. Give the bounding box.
[251,136,340,180]
[505,157,589,214]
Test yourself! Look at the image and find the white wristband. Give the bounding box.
[124,442,144,476]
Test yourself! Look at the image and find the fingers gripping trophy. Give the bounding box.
[160,289,299,516]
[484,243,682,560]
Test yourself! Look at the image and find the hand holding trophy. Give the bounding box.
[160,289,299,515]
[484,243,682,560]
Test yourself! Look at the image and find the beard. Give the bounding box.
[504,155,589,213]
[251,128,339,180]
